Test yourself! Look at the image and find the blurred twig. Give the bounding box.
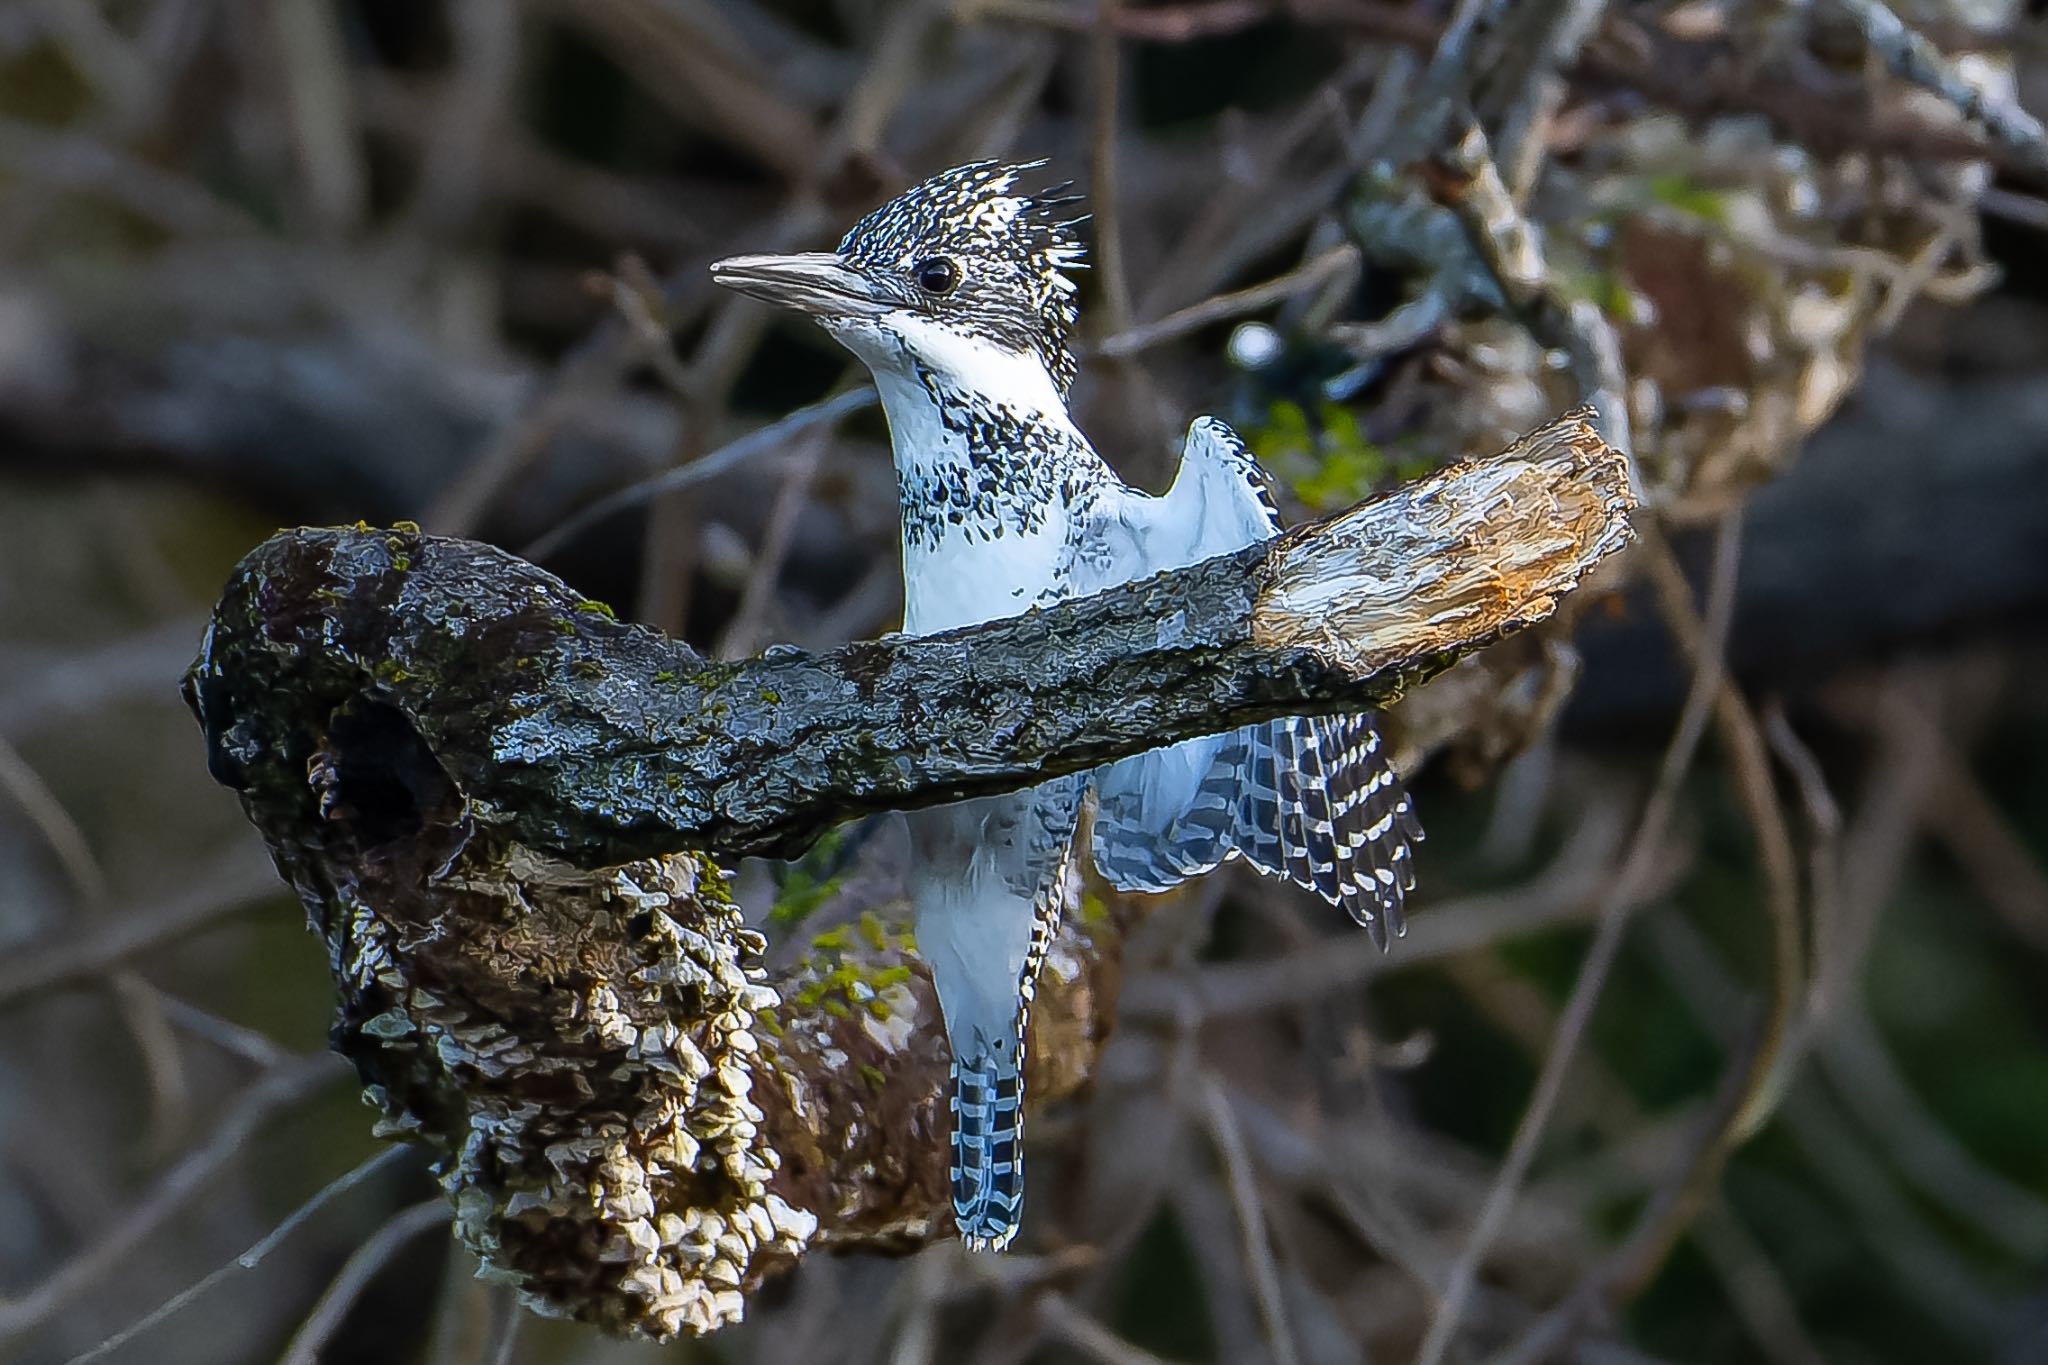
[1485,0,1610,201]
[1430,119,1634,475]
[270,0,366,236]
[1090,0,1134,337]
[1919,732,2048,955]
[1092,244,1360,358]
[1488,517,1816,1362]
[64,1147,415,1365]
[1037,1293,1191,1365]
[1417,513,1739,1365]
[1121,788,1643,1020]
[1196,1078,1300,1365]
[1831,0,2048,180]
[0,1055,343,1342]
[0,851,283,1009]
[716,431,827,660]
[0,735,189,1150]
[519,388,876,561]
[1641,911,2013,1348]
[276,1201,449,1365]
[1639,524,1805,1143]
[0,114,262,237]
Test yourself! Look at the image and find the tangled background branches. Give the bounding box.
[2,1,2047,1363]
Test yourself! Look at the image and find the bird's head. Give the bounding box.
[712,161,1087,401]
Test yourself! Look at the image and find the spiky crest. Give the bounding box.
[838,160,1089,394]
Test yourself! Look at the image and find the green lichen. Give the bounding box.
[575,599,618,620]
[571,658,604,680]
[808,924,853,954]
[1645,173,1730,225]
[769,871,842,930]
[792,914,917,1022]
[857,911,888,952]
[858,1063,887,1092]
[653,671,678,684]
[691,854,737,907]
[1249,398,1434,512]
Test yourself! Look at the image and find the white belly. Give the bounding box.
[903,518,1073,636]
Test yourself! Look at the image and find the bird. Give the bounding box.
[712,160,1420,1251]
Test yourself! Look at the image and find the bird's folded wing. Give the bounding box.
[1089,714,1417,944]
[1085,416,1421,944]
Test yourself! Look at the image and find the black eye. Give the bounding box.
[914,257,960,295]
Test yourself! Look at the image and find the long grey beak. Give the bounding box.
[709,252,890,317]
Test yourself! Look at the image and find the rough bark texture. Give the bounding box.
[184,411,1631,1340]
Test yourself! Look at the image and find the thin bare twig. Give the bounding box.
[1763,703,1844,1019]
[0,735,190,1150]
[1484,518,1802,1363]
[716,433,828,660]
[1831,0,2048,180]
[424,321,648,537]
[519,388,876,562]
[270,0,366,235]
[403,0,518,236]
[1121,789,1642,1020]
[1038,1293,1194,1365]
[1822,1005,2048,1260]
[1691,1209,1831,1365]
[479,1285,524,1365]
[1919,736,2048,955]
[1094,245,1360,358]
[1434,121,1635,479]
[0,1055,343,1341]
[0,852,284,1009]
[277,1201,449,1365]
[1197,1078,1301,1365]
[0,114,262,237]
[62,1147,415,1365]
[1638,523,1804,1144]
[1403,0,1504,158]
[1416,512,1740,1365]
[1489,0,1612,202]
[1090,0,1134,337]
[143,986,295,1070]
[603,254,698,400]
[1639,911,2011,1347]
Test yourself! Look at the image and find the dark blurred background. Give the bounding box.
[3,1,2048,1362]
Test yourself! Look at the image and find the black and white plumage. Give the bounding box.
[712,161,1419,1249]
[1094,713,1420,947]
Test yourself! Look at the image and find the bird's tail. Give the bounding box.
[949,1047,1024,1251]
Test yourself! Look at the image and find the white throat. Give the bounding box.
[825,312,1117,636]
[830,313,1080,473]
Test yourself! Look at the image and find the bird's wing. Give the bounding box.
[1087,417,1421,944]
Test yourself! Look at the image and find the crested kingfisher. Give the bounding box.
[712,161,1420,1251]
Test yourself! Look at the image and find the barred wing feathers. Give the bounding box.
[1088,417,1420,945]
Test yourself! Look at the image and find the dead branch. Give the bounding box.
[182,414,1631,1340]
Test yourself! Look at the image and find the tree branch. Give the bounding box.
[181,411,1633,1341]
